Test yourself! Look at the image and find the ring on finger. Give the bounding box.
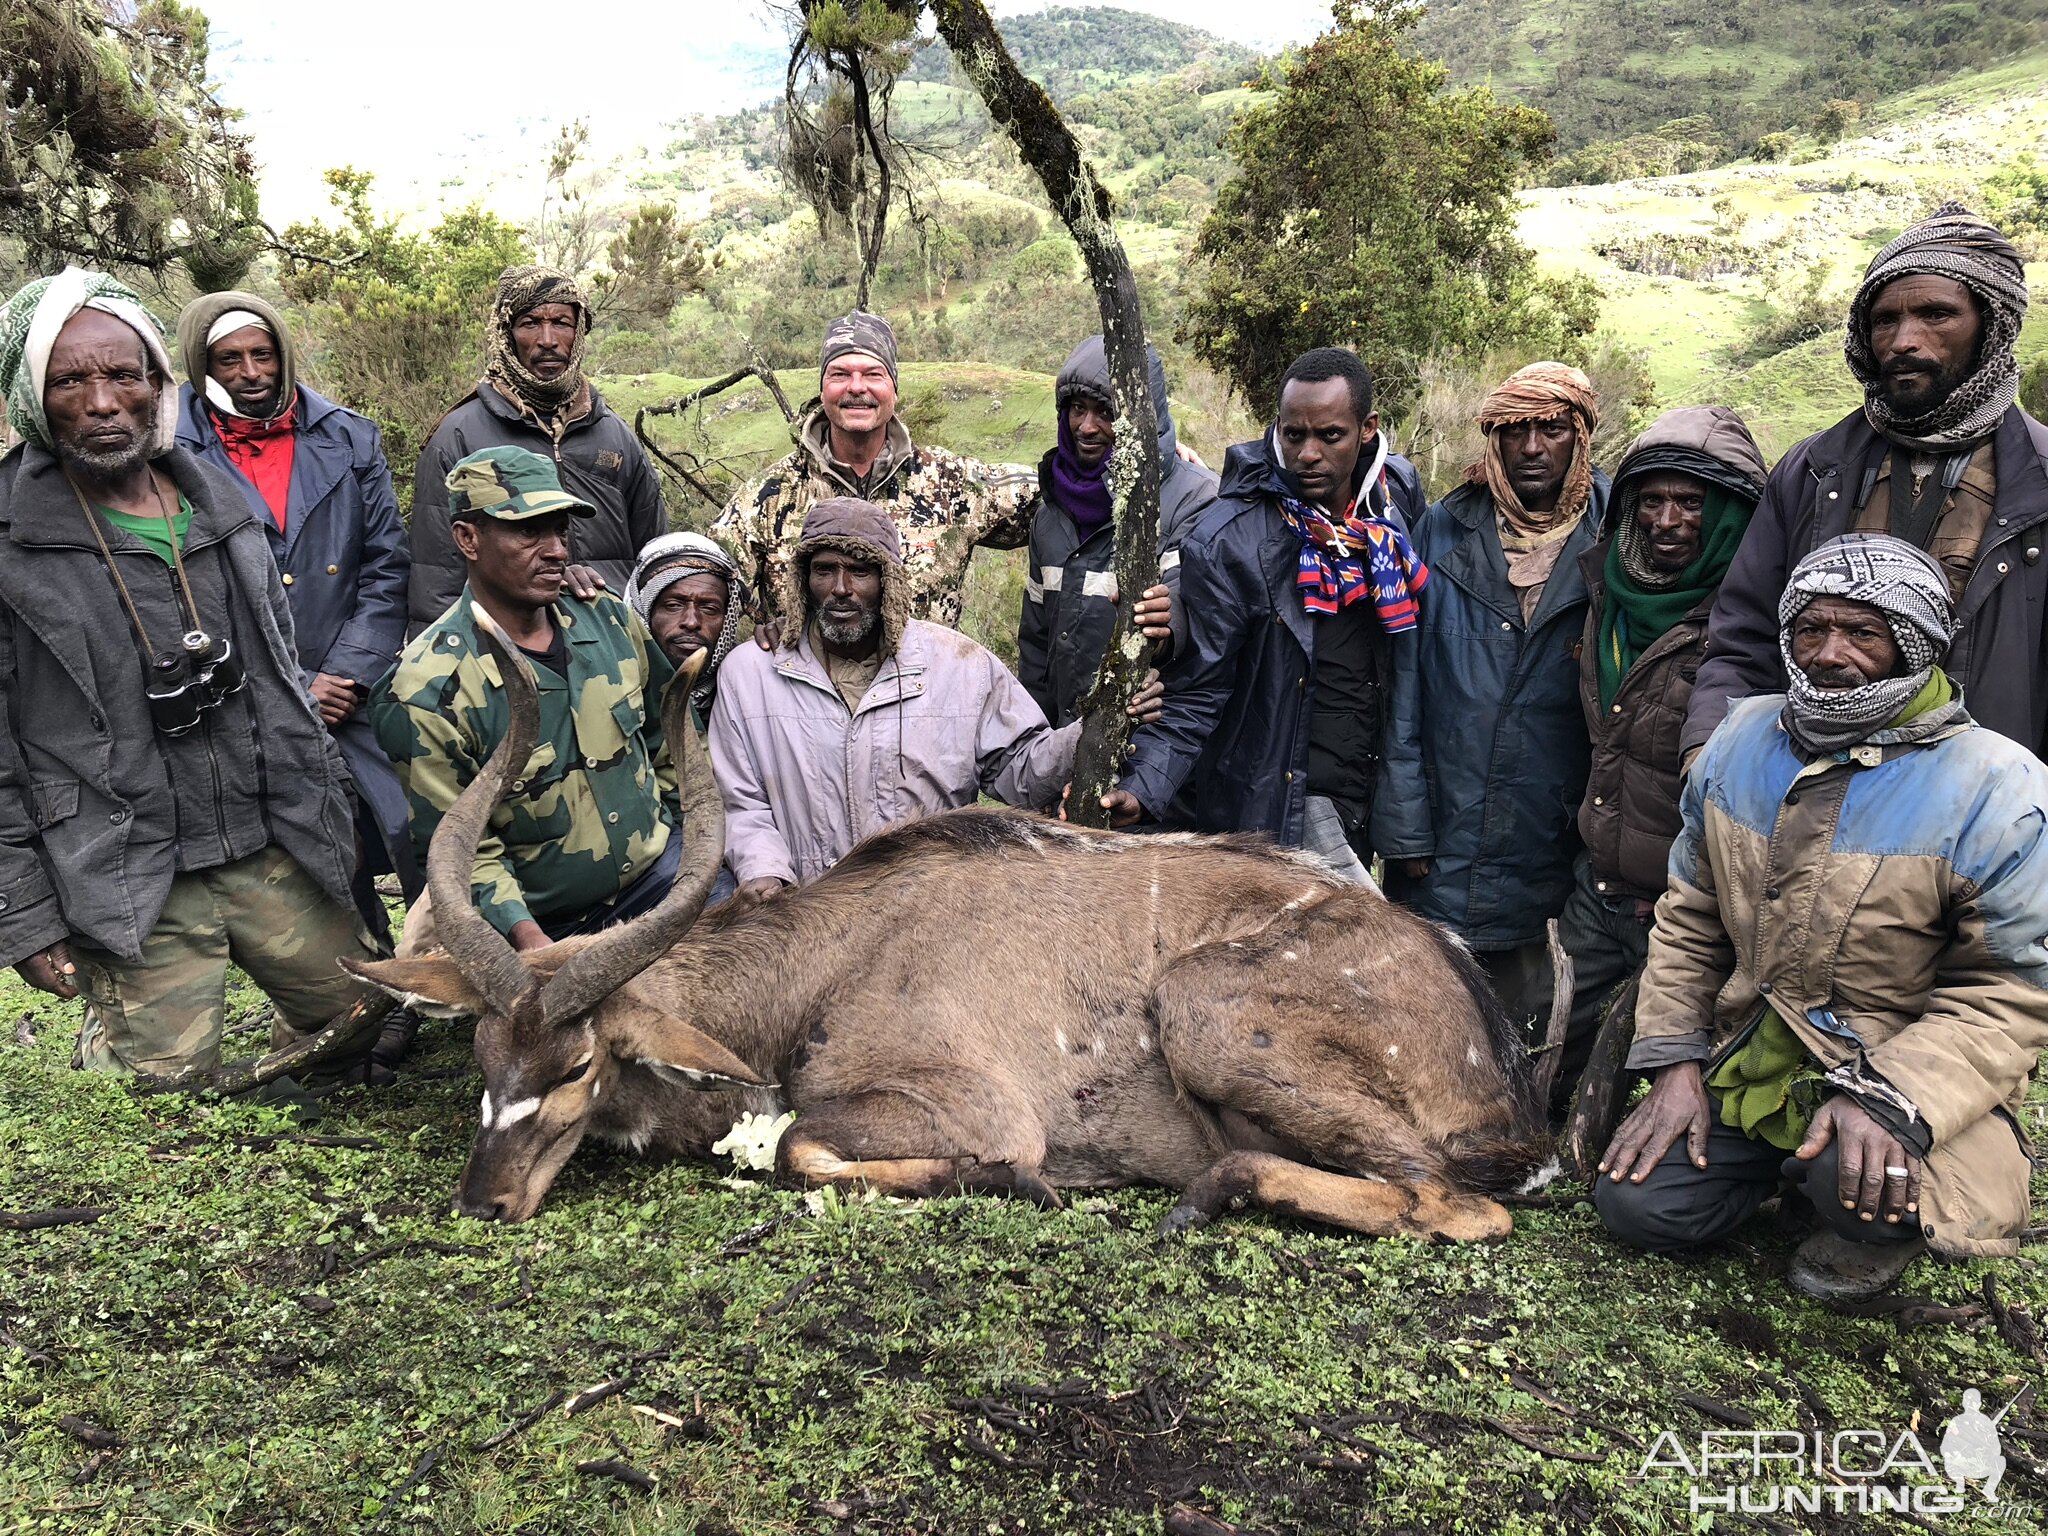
[1885,1165,1910,1179]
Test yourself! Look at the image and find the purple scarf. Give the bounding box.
[1052,413,1115,537]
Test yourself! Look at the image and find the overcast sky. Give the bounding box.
[203,1,1337,221]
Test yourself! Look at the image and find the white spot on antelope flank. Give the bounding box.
[1092,1037,1105,1056]
[1466,1045,1482,1067]
[1282,950,1298,962]
[1342,967,1355,978]
[479,1090,493,1126]
[1054,1028,1069,1053]
[1138,1034,1152,1053]
[1385,1045,1399,1059]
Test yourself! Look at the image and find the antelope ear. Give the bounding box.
[340,954,485,1019]
[594,995,774,1091]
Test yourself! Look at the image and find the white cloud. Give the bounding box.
[203,1,1333,220]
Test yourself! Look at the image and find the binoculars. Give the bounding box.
[145,630,246,735]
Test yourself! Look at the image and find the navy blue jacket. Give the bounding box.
[1381,474,1611,949]
[176,384,418,896]
[1118,433,1425,847]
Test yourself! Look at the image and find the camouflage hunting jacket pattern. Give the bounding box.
[713,406,1037,629]
[372,588,678,936]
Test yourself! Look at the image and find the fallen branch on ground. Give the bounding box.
[1166,1506,1255,1536]
[475,1390,569,1452]
[1983,1273,2046,1362]
[564,1378,632,1417]
[0,1207,105,1232]
[56,1416,123,1449]
[575,1457,654,1492]
[1481,1414,1606,1464]
[132,993,394,1097]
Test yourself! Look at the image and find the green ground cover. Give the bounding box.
[5,962,2047,1534]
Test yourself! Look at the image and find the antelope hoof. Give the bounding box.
[1158,1202,1213,1237]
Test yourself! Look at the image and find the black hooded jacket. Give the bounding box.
[1016,337,1218,725]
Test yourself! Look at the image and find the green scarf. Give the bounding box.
[1707,1012,1823,1151]
[1595,487,1754,709]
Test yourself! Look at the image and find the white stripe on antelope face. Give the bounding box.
[480,1090,541,1130]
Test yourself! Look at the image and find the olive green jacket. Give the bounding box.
[372,588,677,935]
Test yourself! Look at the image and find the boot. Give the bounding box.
[1787,1229,1926,1303]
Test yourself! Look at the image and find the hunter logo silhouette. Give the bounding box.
[1939,1389,2008,1502]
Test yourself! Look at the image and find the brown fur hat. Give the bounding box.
[775,496,912,656]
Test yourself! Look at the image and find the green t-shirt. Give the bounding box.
[96,495,192,565]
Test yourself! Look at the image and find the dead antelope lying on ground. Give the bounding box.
[348,623,1555,1237]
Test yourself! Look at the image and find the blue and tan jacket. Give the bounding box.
[1633,693,2048,1257]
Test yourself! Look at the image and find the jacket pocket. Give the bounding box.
[29,781,79,829]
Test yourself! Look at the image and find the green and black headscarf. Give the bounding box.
[1595,406,1766,709]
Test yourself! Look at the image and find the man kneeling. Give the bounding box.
[1598,533,2048,1301]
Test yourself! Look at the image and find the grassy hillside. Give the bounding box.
[1413,0,2048,172]
[5,964,2047,1534]
[1517,42,2048,455]
[905,7,1259,98]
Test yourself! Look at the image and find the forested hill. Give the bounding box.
[905,6,1261,96]
[1412,0,2048,179]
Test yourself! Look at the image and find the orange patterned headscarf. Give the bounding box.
[1471,361,1600,540]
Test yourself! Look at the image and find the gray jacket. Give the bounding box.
[0,445,357,964]
[709,619,1079,887]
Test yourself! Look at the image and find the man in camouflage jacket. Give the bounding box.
[713,310,1036,631]
[374,447,679,949]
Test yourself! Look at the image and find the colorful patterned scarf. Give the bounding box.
[1276,462,1430,632]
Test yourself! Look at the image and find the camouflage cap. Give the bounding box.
[445,445,595,521]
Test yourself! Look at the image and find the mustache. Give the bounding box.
[1807,667,1867,688]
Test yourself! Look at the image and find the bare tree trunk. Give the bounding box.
[927,0,1160,828]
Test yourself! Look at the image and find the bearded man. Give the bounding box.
[0,268,381,1080]
[407,266,664,635]
[1600,535,2048,1301]
[709,497,1161,905]
[715,310,1038,635]
[1382,362,1611,1024]
[173,290,419,935]
[1688,203,2048,760]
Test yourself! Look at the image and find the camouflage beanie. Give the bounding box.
[820,310,899,384]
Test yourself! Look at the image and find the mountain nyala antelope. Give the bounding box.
[346,615,1555,1236]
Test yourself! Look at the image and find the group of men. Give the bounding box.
[2,199,2045,1301]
